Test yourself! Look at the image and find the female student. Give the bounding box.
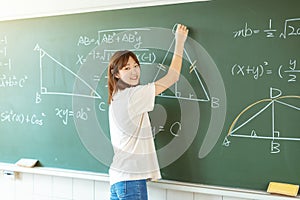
[107,24,189,200]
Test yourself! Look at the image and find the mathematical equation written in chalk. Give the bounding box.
[0,36,11,70]
[76,28,157,65]
[231,59,299,82]
[0,110,46,126]
[55,107,90,125]
[233,18,300,39]
[152,121,182,138]
[0,74,28,88]
[0,35,28,88]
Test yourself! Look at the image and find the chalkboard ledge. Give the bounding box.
[0,162,109,182]
[149,180,300,200]
[0,162,298,200]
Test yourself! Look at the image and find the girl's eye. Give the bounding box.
[122,65,139,70]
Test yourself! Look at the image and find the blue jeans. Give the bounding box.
[110,179,148,200]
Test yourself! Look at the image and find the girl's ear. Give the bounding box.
[111,69,120,79]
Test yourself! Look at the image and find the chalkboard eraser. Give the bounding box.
[267,182,299,197]
[15,158,38,168]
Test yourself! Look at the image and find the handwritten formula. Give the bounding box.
[231,59,299,82]
[233,18,300,39]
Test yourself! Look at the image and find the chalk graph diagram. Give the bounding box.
[223,88,300,153]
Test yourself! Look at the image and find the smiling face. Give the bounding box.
[108,51,141,104]
[116,56,141,86]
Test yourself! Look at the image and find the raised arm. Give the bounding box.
[154,24,189,96]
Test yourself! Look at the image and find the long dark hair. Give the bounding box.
[107,50,140,104]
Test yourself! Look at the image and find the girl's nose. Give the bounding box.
[131,67,138,75]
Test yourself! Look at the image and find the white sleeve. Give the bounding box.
[129,83,155,115]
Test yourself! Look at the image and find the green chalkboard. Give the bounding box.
[0,0,299,192]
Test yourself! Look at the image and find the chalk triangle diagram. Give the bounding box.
[230,101,273,137]
[34,44,101,99]
[271,97,300,138]
[229,96,300,139]
[148,41,209,102]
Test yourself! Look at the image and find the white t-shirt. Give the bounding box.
[108,83,161,185]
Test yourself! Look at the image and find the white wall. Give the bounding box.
[0,169,251,200]
[0,163,297,200]
[0,0,207,21]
